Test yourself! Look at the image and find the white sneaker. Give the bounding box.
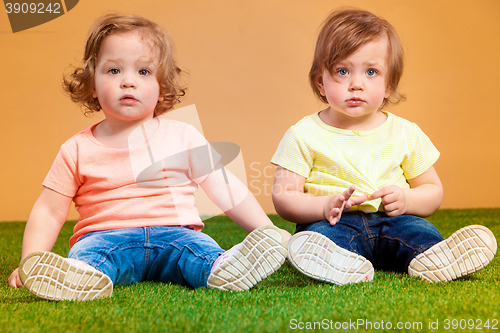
[408,225,497,282]
[288,231,374,285]
[19,251,113,301]
[207,225,288,291]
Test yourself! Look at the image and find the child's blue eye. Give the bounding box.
[366,69,377,76]
[337,68,349,76]
[108,68,120,75]
[139,69,151,76]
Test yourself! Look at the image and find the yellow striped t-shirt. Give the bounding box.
[271,111,440,213]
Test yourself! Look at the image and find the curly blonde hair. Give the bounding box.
[63,13,185,116]
[309,9,405,108]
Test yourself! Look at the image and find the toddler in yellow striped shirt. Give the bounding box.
[271,8,496,284]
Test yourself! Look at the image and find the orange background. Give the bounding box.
[1,0,499,221]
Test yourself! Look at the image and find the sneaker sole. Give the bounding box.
[408,225,497,282]
[19,251,113,301]
[288,231,374,285]
[207,225,288,291]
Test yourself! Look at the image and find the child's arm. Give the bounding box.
[369,166,443,217]
[8,187,72,288]
[272,166,367,225]
[199,163,291,239]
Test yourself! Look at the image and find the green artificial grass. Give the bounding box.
[1,209,499,333]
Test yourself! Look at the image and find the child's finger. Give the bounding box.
[349,193,368,206]
[330,207,341,216]
[8,268,23,288]
[332,194,345,210]
[328,215,339,225]
[369,187,390,200]
[383,199,403,214]
[280,228,292,241]
[384,206,402,217]
[16,276,23,288]
[380,192,399,206]
[342,185,356,200]
[328,207,341,225]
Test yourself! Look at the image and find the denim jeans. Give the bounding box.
[67,226,225,288]
[296,212,444,273]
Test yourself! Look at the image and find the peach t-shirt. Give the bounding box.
[43,118,220,247]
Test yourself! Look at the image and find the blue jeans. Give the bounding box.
[296,212,445,273]
[67,226,225,288]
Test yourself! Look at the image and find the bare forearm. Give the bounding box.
[273,190,329,224]
[201,165,273,232]
[223,192,274,232]
[404,184,443,217]
[22,203,66,258]
[20,188,71,259]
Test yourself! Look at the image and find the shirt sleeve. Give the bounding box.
[42,144,81,198]
[401,124,440,180]
[271,126,313,178]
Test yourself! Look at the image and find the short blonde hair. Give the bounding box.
[309,9,405,108]
[63,13,185,116]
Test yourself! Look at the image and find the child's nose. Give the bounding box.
[120,76,136,89]
[349,75,364,91]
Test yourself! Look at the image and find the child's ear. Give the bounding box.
[158,96,164,102]
[384,87,391,99]
[92,89,97,99]
[316,74,326,96]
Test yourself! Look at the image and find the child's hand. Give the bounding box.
[324,186,368,225]
[8,268,23,288]
[280,228,292,241]
[369,185,408,217]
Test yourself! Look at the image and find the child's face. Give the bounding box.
[316,37,390,126]
[92,31,161,125]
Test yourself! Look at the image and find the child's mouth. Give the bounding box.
[120,95,138,104]
[346,98,364,106]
